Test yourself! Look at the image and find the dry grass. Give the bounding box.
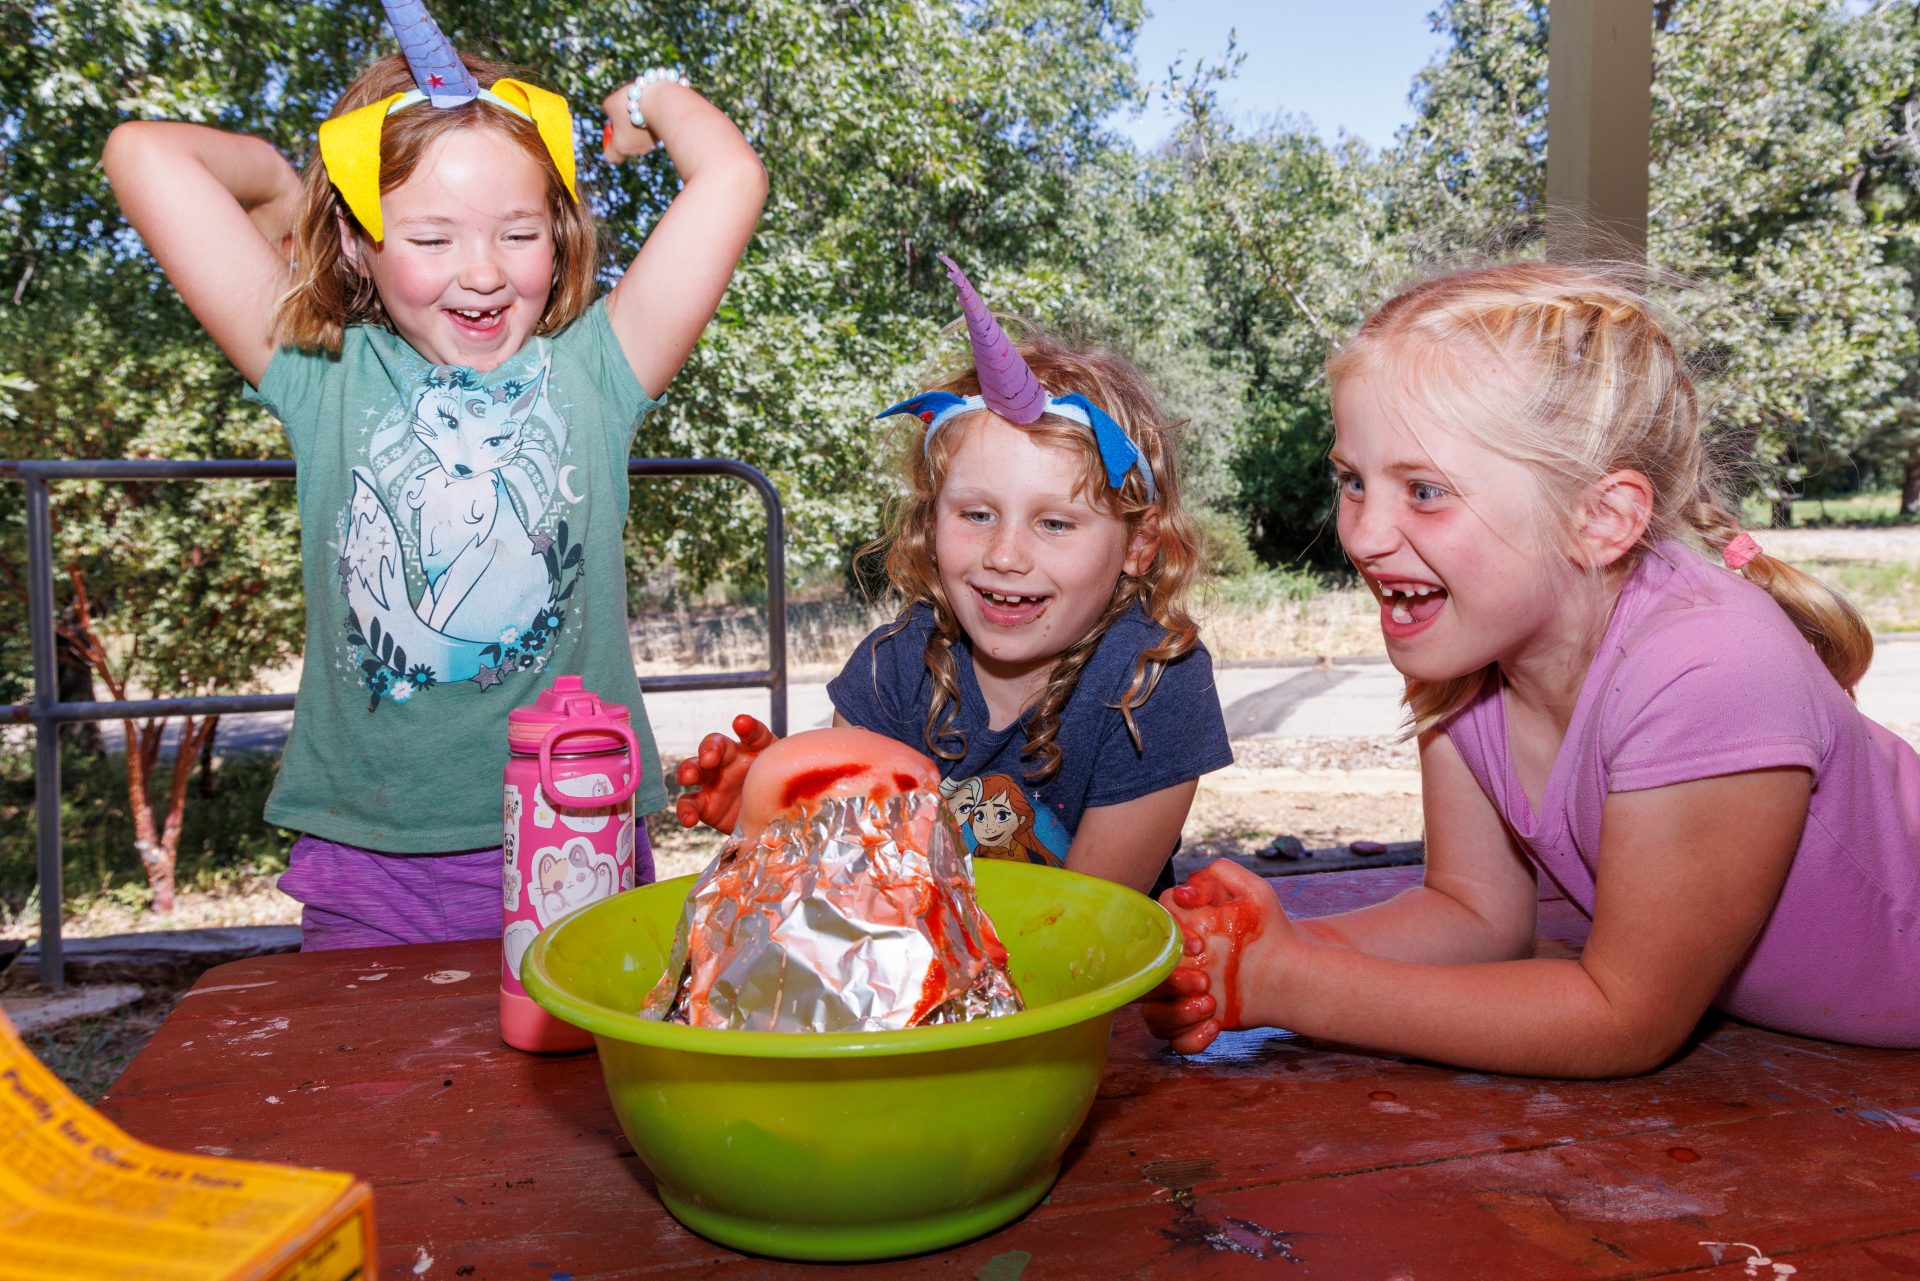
[628,582,1388,679]
[632,598,897,680]
[1198,582,1385,662]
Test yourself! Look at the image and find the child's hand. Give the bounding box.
[600,84,660,163]
[1140,860,1296,1054]
[1137,960,1218,1054]
[673,714,778,833]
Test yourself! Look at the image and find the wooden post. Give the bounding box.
[1546,0,1652,261]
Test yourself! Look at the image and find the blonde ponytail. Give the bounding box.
[1690,500,1873,693]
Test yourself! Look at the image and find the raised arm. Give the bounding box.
[598,79,767,399]
[102,122,299,387]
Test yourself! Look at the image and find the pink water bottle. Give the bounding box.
[501,675,641,1052]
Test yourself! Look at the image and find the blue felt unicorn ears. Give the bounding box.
[873,259,1157,503]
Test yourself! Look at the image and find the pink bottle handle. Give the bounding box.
[537,724,642,807]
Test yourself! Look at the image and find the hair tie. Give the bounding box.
[1722,531,1761,570]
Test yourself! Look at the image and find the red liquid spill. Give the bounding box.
[1181,867,1266,1029]
[1369,1090,1398,1102]
[911,890,952,1025]
[780,764,865,811]
[892,772,920,792]
[1665,1147,1701,1163]
[912,957,948,1025]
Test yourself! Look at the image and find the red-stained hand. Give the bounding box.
[1137,951,1218,1053]
[1139,859,1296,1054]
[673,714,779,833]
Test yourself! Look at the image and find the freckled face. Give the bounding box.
[1331,370,1573,683]
[969,789,1021,847]
[351,127,554,371]
[933,413,1150,702]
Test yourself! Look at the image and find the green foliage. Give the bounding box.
[1386,0,1920,508]
[1190,504,1259,580]
[6,0,1920,687]
[1206,563,1330,609]
[0,745,288,920]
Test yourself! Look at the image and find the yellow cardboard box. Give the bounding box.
[0,1008,375,1280]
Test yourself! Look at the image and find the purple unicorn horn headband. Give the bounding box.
[943,255,1049,424]
[386,0,481,104]
[874,256,1157,502]
[315,0,577,242]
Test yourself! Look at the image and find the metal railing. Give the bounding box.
[2,456,787,991]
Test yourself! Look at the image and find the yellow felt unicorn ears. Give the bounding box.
[486,79,577,203]
[317,0,577,243]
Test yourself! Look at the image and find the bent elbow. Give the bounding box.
[1565,1020,1693,1079]
[101,122,146,183]
[737,150,770,209]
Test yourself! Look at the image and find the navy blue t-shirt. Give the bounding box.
[827,602,1233,884]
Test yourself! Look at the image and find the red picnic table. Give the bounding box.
[101,866,1920,1279]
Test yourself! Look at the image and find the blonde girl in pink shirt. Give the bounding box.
[1143,263,1919,1075]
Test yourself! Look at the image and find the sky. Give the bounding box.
[1111,2,1450,151]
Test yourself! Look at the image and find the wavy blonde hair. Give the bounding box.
[866,328,1202,781]
[273,53,599,352]
[1328,262,1872,736]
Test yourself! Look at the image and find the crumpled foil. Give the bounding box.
[640,788,1025,1031]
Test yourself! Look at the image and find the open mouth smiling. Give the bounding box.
[973,585,1050,624]
[1370,577,1448,627]
[447,306,507,329]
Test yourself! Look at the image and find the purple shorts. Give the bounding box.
[280,828,656,952]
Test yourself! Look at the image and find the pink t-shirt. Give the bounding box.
[1444,541,1919,1047]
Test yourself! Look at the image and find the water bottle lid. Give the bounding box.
[507,674,633,754]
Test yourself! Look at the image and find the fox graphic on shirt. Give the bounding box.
[336,356,583,708]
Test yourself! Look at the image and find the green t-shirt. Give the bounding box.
[246,300,666,851]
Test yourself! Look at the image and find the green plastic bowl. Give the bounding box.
[522,859,1179,1261]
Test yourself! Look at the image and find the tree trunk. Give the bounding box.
[156,716,215,899]
[197,714,221,799]
[1903,452,1919,517]
[123,717,175,914]
[56,608,103,755]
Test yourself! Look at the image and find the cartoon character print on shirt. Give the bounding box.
[336,350,588,711]
[940,772,1069,867]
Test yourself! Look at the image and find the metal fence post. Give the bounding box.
[23,474,64,991]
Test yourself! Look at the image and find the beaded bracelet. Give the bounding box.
[626,67,691,135]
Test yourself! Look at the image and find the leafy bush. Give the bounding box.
[1192,505,1261,580]
[1208,564,1333,609]
[1232,391,1344,571]
[0,745,288,922]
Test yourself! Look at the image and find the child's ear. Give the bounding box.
[1578,470,1654,569]
[1124,509,1162,577]
[334,211,367,272]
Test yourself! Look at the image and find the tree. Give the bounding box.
[1386,0,1920,521]
[1150,52,1395,566]
[1,0,1152,910]
[2,0,309,911]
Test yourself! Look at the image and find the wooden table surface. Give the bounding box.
[101,867,1920,1280]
